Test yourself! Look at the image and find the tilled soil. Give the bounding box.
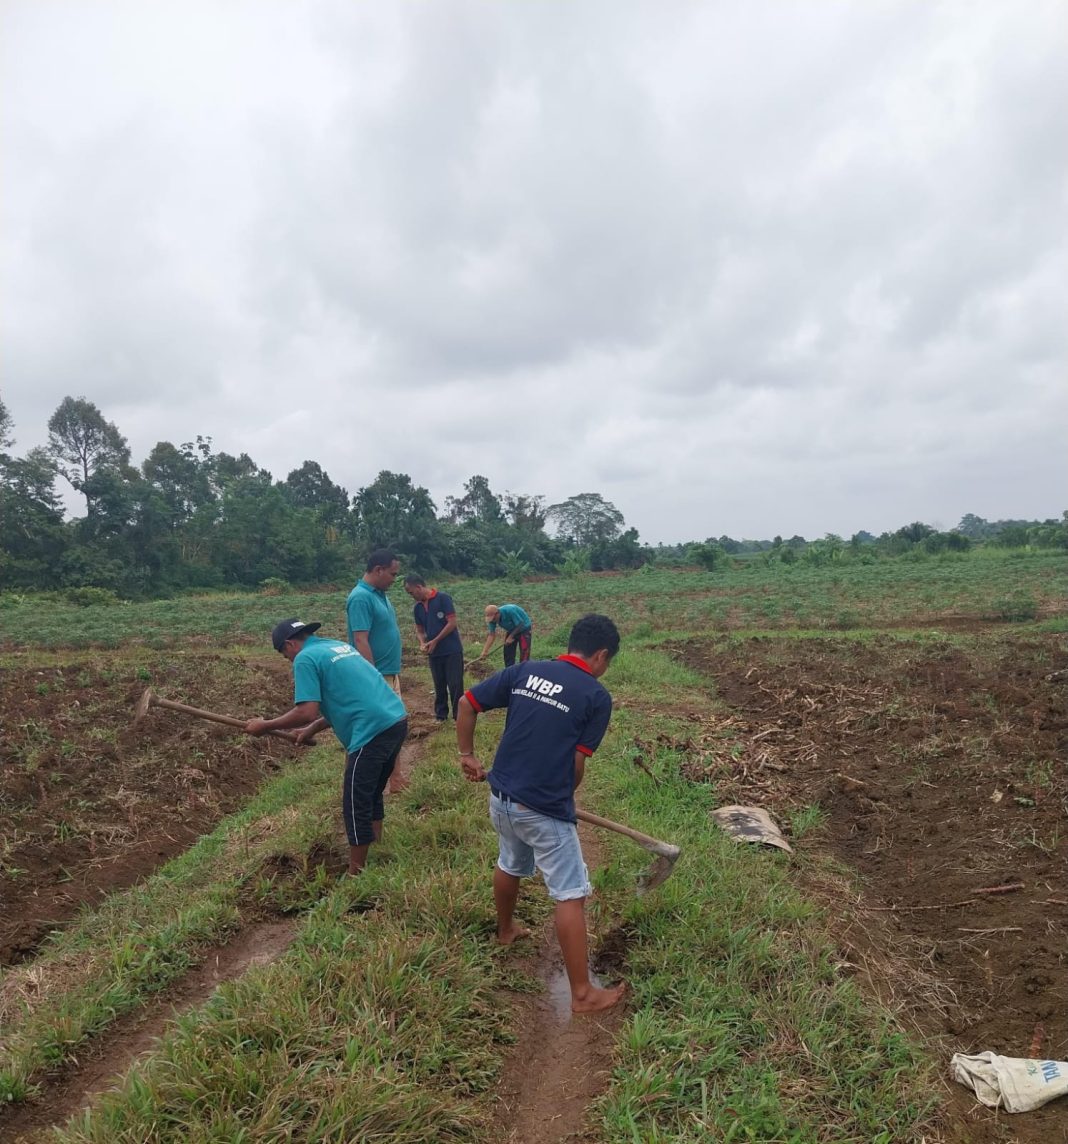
[0,685,443,1142]
[0,655,297,965]
[668,633,1068,1144]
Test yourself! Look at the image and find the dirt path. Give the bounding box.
[0,690,443,1143]
[492,822,626,1144]
[0,917,297,1143]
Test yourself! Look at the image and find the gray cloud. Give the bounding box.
[2,0,1065,542]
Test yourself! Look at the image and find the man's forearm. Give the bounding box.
[264,702,321,732]
[353,632,375,665]
[456,700,478,754]
[573,751,586,790]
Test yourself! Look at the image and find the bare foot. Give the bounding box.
[495,925,532,946]
[571,981,626,1014]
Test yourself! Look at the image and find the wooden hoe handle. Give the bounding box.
[576,808,681,860]
[148,694,299,743]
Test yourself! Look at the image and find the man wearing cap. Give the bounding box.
[403,574,465,722]
[346,548,403,691]
[472,603,533,668]
[246,619,408,875]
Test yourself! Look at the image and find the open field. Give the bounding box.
[0,551,1065,1141]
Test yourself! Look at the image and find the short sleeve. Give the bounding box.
[486,619,497,633]
[412,603,423,625]
[576,690,613,757]
[438,593,456,615]
[293,653,323,705]
[468,665,519,712]
[347,590,373,636]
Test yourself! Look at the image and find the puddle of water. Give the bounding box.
[544,964,610,1023]
[546,965,572,1022]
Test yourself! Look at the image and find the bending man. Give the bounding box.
[474,603,532,668]
[247,619,407,874]
[457,613,626,1014]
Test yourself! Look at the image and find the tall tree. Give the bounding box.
[502,491,547,533]
[46,396,130,512]
[284,461,351,531]
[353,470,439,564]
[444,474,503,525]
[547,492,625,547]
[142,440,214,529]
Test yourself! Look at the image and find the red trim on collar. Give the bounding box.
[556,654,593,674]
[425,588,438,601]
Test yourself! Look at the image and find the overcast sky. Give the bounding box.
[2,0,1065,543]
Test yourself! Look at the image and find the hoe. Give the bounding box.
[575,808,681,893]
[133,687,301,744]
[132,690,680,890]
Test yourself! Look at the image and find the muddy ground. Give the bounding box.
[0,655,299,965]
[668,632,1067,1144]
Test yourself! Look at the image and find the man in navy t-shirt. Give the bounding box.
[456,613,625,1015]
[403,574,465,721]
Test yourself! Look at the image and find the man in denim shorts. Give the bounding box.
[456,613,625,1014]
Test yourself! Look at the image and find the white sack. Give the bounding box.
[950,1051,1068,1113]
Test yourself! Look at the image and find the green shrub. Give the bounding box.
[63,587,121,608]
[259,577,290,596]
[990,593,1039,622]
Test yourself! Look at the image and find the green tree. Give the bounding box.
[547,492,625,547]
[955,513,991,540]
[142,441,214,530]
[502,492,547,533]
[895,521,934,544]
[46,396,130,513]
[284,461,351,531]
[353,471,440,566]
[445,475,503,525]
[0,447,68,588]
[688,541,724,571]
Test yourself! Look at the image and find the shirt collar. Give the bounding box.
[425,588,438,601]
[556,653,592,674]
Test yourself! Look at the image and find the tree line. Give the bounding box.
[0,394,642,596]
[1,393,1063,599]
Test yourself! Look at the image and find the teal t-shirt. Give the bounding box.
[345,580,403,675]
[293,636,406,752]
[488,603,531,635]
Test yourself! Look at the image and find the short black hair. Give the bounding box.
[567,614,620,659]
[366,548,397,572]
[404,573,426,588]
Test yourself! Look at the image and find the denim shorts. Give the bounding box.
[489,791,592,902]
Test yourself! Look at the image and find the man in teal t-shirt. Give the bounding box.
[246,619,407,874]
[346,548,403,684]
[474,603,533,667]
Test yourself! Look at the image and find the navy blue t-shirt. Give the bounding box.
[466,655,613,822]
[412,589,463,658]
